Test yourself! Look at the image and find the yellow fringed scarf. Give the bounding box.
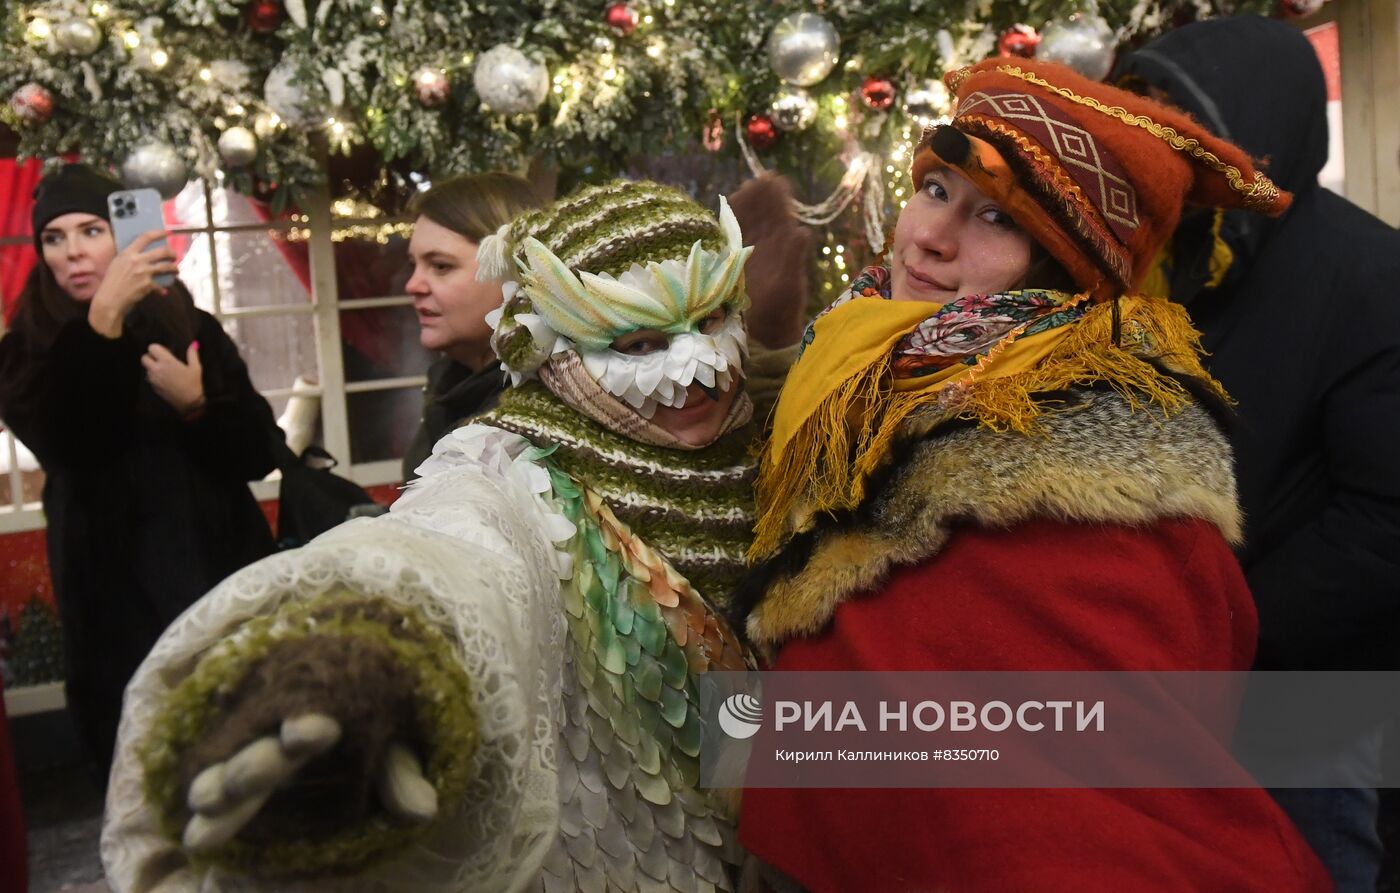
[750,291,1228,560]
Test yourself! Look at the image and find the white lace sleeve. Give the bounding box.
[102,424,571,893]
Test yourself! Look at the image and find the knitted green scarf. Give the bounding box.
[477,382,756,607]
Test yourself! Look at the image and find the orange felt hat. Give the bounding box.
[910,58,1290,301]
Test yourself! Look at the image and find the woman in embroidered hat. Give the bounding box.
[733,59,1329,892]
[101,180,766,892]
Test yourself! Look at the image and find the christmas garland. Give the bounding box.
[1,0,1278,210]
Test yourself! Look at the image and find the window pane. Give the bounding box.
[341,304,431,383]
[225,313,318,421]
[181,222,317,421]
[179,225,310,316]
[0,429,44,507]
[332,230,410,302]
[348,385,422,466]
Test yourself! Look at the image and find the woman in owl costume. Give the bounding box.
[102,181,761,893]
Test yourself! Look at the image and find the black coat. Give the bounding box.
[1119,17,1400,671]
[400,356,505,481]
[0,306,278,772]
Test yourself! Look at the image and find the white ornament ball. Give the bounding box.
[769,86,817,132]
[1038,13,1116,81]
[473,45,548,115]
[903,79,951,126]
[122,141,188,200]
[767,12,840,87]
[218,126,259,167]
[54,18,102,56]
[9,83,55,125]
[263,60,323,128]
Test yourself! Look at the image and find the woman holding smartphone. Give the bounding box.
[0,164,279,780]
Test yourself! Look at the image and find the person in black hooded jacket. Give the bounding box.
[0,165,279,781]
[1118,17,1400,892]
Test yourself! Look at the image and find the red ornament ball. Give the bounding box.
[413,66,450,108]
[9,83,55,126]
[745,114,778,151]
[604,2,639,36]
[860,76,896,111]
[998,24,1040,58]
[246,0,285,32]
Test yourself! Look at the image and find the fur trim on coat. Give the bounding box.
[740,386,1240,650]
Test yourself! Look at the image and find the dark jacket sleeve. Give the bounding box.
[1245,278,1400,669]
[178,311,282,482]
[0,319,144,468]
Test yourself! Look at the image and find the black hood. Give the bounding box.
[1116,16,1327,194]
[1115,16,1328,301]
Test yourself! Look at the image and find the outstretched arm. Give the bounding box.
[103,426,574,892]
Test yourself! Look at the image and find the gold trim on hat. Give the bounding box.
[985,65,1285,212]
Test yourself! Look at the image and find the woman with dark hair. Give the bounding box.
[734,59,1331,891]
[400,172,545,479]
[0,164,279,778]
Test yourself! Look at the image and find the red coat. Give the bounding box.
[740,516,1331,892]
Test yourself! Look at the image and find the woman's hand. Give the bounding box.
[87,231,178,338]
[143,341,206,417]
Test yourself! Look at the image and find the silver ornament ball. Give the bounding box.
[1038,13,1116,81]
[903,79,951,126]
[767,12,839,87]
[769,86,817,132]
[218,126,259,167]
[473,45,548,115]
[122,141,188,200]
[55,17,103,56]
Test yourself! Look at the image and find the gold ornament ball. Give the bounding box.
[218,126,259,167]
[55,17,103,56]
[253,111,283,139]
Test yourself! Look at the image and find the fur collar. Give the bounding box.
[739,387,1240,650]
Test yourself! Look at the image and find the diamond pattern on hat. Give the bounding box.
[958,89,1140,241]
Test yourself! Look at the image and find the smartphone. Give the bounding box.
[107,187,176,288]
